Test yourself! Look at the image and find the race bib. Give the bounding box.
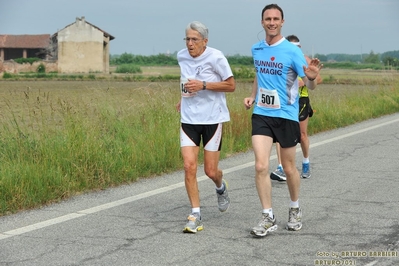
[257,88,281,109]
[180,78,197,98]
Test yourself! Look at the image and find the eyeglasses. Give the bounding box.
[183,37,203,43]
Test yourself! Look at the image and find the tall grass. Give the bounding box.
[308,83,399,134]
[0,82,182,215]
[0,70,398,215]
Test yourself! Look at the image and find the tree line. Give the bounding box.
[110,50,399,68]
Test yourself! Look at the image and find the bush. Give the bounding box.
[37,63,46,73]
[115,64,142,73]
[2,72,13,79]
[14,57,41,65]
[232,66,255,79]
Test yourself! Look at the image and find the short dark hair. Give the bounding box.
[286,35,300,43]
[261,4,284,20]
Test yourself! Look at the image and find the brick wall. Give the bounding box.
[0,60,58,74]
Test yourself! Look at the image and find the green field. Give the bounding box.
[0,69,398,216]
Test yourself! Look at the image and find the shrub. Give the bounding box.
[2,72,13,79]
[14,57,41,65]
[37,63,46,73]
[115,64,142,73]
[232,66,255,79]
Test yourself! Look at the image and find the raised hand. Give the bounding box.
[303,58,323,81]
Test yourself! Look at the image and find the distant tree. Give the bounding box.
[40,37,57,60]
[363,50,380,64]
[226,55,253,66]
[382,56,399,67]
[381,50,399,67]
[328,53,362,62]
[381,50,399,60]
[115,53,135,64]
[314,53,327,62]
[110,53,177,66]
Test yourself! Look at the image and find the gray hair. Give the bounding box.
[186,21,208,39]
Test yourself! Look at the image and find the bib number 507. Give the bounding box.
[257,88,280,109]
[261,94,275,105]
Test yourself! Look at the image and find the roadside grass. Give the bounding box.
[307,83,399,134]
[0,70,398,216]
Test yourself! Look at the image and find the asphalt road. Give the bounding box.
[1,113,399,266]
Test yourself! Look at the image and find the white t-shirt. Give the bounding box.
[177,46,233,124]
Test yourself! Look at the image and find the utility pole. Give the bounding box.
[360,44,363,61]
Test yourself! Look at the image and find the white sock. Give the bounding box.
[303,157,309,164]
[262,208,273,218]
[216,182,225,193]
[290,200,299,208]
[192,207,200,215]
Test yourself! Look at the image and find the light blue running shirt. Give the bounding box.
[251,38,307,122]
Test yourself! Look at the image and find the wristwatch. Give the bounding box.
[202,81,207,90]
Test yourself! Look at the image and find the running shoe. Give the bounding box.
[286,207,302,231]
[301,163,311,179]
[270,165,286,181]
[250,213,278,237]
[217,179,230,212]
[183,213,203,233]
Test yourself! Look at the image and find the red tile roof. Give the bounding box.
[0,34,50,49]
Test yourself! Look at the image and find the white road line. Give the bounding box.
[1,117,398,240]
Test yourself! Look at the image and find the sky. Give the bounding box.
[1,0,398,57]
